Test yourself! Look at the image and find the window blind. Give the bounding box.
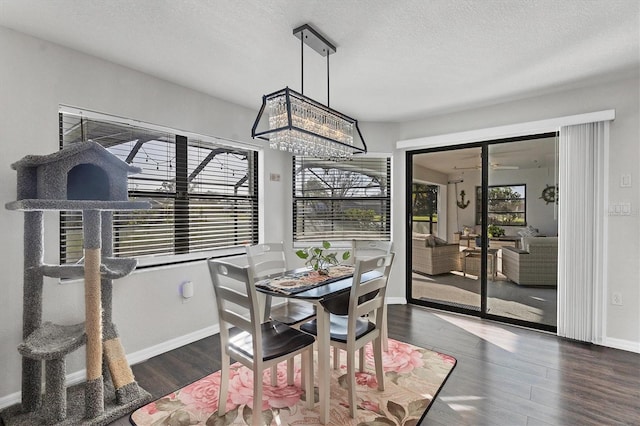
[292,156,391,242]
[59,112,258,265]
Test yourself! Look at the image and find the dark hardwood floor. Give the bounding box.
[111,304,640,425]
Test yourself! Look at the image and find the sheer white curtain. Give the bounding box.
[557,122,608,343]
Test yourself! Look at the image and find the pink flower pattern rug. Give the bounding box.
[130,338,456,426]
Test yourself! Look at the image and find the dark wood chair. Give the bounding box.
[300,253,394,418]
[208,259,315,426]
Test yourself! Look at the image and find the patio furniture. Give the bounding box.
[412,235,461,275]
[501,237,558,286]
[462,248,498,279]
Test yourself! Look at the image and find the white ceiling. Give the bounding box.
[1,0,638,123]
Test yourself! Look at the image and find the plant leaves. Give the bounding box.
[295,249,308,259]
[205,407,238,426]
[386,371,400,385]
[337,373,349,389]
[342,250,351,260]
[407,399,429,417]
[164,409,199,425]
[357,417,396,426]
[322,240,331,249]
[387,400,406,423]
[240,406,274,426]
[155,398,185,412]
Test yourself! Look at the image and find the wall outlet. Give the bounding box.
[181,281,194,303]
[612,292,623,306]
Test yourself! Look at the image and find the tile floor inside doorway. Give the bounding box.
[411,270,557,327]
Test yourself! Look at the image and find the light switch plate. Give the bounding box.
[620,174,631,187]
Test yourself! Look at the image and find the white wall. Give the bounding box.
[393,74,640,350]
[443,167,559,237]
[0,26,293,402]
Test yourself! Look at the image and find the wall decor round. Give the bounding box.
[540,184,557,204]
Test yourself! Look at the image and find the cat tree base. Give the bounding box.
[0,381,152,426]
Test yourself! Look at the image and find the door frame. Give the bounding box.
[406,134,558,332]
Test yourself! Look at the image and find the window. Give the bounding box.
[59,110,258,266]
[412,183,438,234]
[293,156,391,242]
[476,184,526,226]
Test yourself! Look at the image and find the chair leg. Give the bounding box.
[218,352,230,416]
[381,308,389,351]
[333,346,340,370]
[358,347,364,372]
[373,338,384,391]
[270,365,278,386]
[303,348,314,409]
[252,368,263,426]
[287,358,294,386]
[346,345,357,418]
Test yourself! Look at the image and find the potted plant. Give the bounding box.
[295,240,350,275]
[487,224,505,238]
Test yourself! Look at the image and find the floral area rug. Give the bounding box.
[130,338,456,426]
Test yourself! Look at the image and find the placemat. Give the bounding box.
[255,265,355,295]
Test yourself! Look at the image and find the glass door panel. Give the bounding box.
[486,138,558,328]
[410,147,481,312]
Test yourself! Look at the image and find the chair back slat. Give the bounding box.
[207,259,263,353]
[347,253,394,339]
[246,242,287,277]
[350,240,392,264]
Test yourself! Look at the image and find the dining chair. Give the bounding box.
[300,253,394,418]
[245,242,316,385]
[350,240,393,351]
[245,242,316,325]
[207,259,315,426]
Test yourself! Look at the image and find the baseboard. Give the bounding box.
[603,337,640,354]
[0,324,220,410]
[387,297,407,305]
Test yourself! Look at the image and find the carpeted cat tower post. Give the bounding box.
[1,141,153,425]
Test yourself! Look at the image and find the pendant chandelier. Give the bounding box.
[251,24,367,159]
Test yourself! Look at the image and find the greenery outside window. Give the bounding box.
[59,109,258,266]
[293,156,391,242]
[412,183,438,234]
[476,184,526,226]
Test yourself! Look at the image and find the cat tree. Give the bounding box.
[1,141,153,425]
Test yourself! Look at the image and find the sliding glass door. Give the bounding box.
[485,138,558,328]
[407,135,558,331]
[409,146,482,314]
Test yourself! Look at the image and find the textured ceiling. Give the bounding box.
[0,0,638,123]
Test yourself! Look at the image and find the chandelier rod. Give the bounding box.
[327,49,330,108]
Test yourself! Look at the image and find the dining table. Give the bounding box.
[254,264,382,424]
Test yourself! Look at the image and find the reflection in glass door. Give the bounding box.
[486,138,558,328]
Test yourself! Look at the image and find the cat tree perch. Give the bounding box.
[2,142,153,425]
